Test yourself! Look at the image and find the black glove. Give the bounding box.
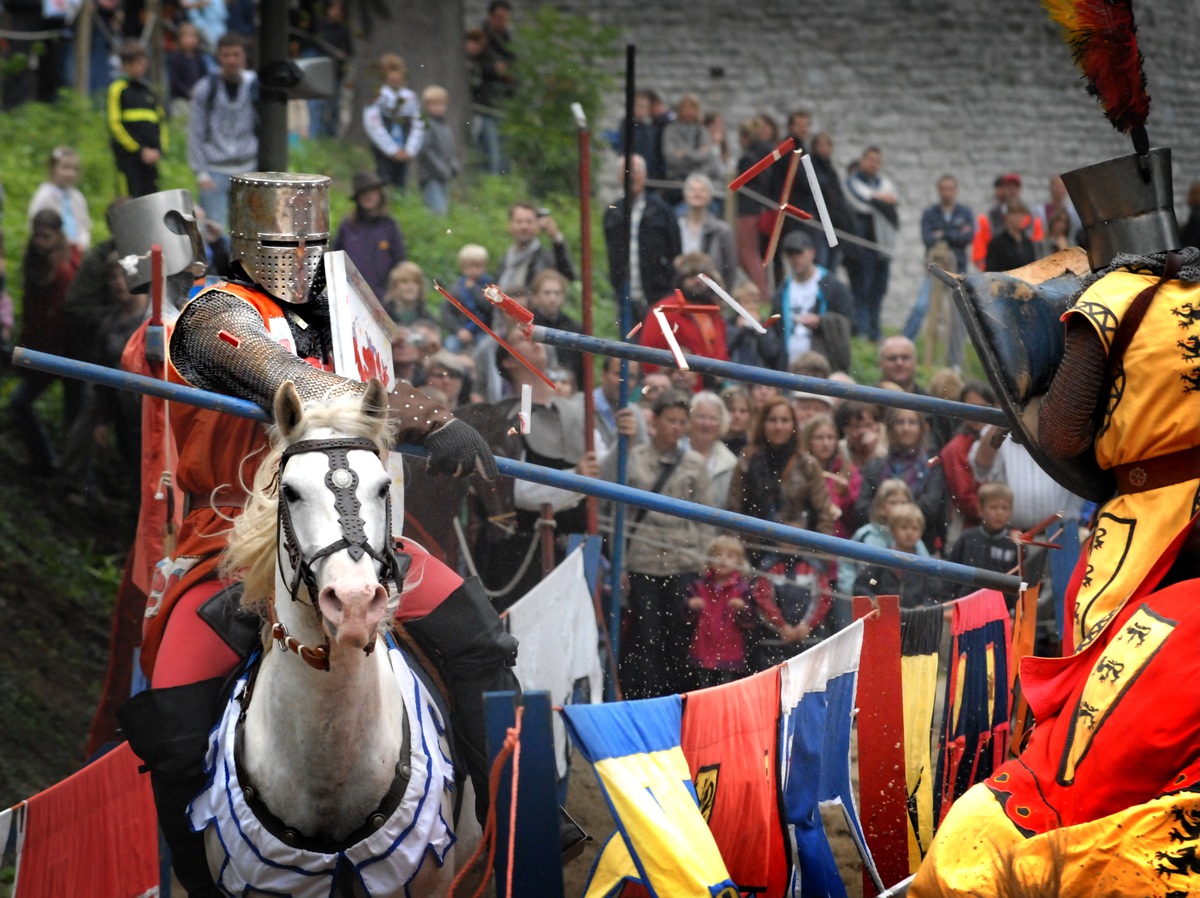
[424,418,499,480]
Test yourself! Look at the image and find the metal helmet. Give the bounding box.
[228,172,331,304]
[1061,148,1182,270]
[109,189,208,293]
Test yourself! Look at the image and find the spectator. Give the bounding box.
[423,349,471,410]
[604,154,682,321]
[186,0,228,52]
[332,172,407,300]
[766,229,853,374]
[727,396,835,550]
[836,478,924,602]
[593,356,646,454]
[475,0,517,174]
[720,385,751,456]
[940,381,995,533]
[677,172,736,288]
[686,390,738,508]
[363,53,424,192]
[904,174,974,364]
[528,269,584,389]
[791,349,833,380]
[972,172,1043,271]
[732,118,773,296]
[781,110,815,227]
[945,481,1019,606]
[472,286,531,402]
[611,89,666,188]
[188,32,257,229]
[548,366,576,397]
[165,22,214,118]
[1036,174,1079,247]
[878,335,923,393]
[802,412,859,540]
[748,381,780,417]
[682,535,793,690]
[852,503,941,608]
[1043,206,1074,256]
[605,390,712,698]
[495,203,575,294]
[845,146,899,341]
[28,146,91,252]
[8,211,82,474]
[927,366,965,453]
[1180,180,1200,250]
[661,93,722,207]
[790,391,835,427]
[705,111,732,203]
[381,261,428,327]
[478,325,599,609]
[726,279,772,369]
[441,243,492,352]
[108,40,166,198]
[806,132,854,273]
[986,201,1038,272]
[854,406,948,552]
[310,0,352,138]
[417,85,459,216]
[836,399,886,475]
[639,252,730,389]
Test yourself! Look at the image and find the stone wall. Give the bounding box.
[466,0,1200,328]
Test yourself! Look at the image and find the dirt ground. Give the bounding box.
[561,733,866,898]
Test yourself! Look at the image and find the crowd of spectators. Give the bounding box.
[0,0,1125,697]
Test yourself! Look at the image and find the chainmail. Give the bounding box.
[1078,246,1200,291]
[170,282,453,445]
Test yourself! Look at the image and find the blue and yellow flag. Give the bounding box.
[562,696,738,898]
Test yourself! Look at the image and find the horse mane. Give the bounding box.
[221,392,394,616]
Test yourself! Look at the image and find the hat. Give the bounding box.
[426,349,467,377]
[351,171,386,199]
[781,230,814,254]
[791,390,833,408]
[999,172,1022,187]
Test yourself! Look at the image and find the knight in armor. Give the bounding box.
[911,147,1200,896]
[113,174,517,896]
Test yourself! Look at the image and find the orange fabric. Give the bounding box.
[14,743,158,898]
[680,667,789,897]
[639,296,729,385]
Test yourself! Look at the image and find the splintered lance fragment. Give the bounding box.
[519,383,532,434]
[699,272,766,334]
[433,281,558,391]
[728,137,795,192]
[762,149,803,269]
[654,306,689,370]
[482,284,535,327]
[801,153,838,248]
[625,321,643,339]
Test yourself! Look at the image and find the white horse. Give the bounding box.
[187,381,479,897]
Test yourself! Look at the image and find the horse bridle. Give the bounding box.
[271,437,409,671]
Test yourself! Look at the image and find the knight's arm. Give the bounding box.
[1037,316,1108,459]
[171,291,497,477]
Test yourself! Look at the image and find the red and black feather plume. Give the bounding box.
[1043,0,1150,134]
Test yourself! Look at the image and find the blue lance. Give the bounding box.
[530,324,1010,426]
[12,347,1022,594]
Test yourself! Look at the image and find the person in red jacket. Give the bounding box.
[639,251,729,391]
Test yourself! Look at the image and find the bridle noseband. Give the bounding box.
[271,436,409,671]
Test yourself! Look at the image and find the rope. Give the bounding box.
[448,705,525,898]
[451,516,545,600]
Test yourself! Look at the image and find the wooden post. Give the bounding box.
[853,594,909,896]
[484,690,564,898]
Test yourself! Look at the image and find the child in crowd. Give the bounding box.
[108,39,166,198]
[720,385,751,456]
[28,146,91,251]
[441,243,492,351]
[165,22,213,118]
[417,85,459,216]
[945,481,1019,606]
[853,503,942,608]
[363,53,423,191]
[383,261,429,326]
[837,477,926,600]
[332,171,407,300]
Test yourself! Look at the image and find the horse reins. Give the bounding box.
[271,436,408,671]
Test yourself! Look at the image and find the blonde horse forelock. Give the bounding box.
[221,393,394,617]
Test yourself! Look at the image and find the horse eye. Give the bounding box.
[281,483,301,503]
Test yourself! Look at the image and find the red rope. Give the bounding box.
[448,706,525,898]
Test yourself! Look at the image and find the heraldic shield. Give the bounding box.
[932,252,1116,504]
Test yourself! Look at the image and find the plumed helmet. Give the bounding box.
[1061,148,1181,270]
[109,189,208,293]
[228,172,331,304]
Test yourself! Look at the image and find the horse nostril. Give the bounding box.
[318,588,344,621]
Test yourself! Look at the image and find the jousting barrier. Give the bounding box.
[12,347,1021,594]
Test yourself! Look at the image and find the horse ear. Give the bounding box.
[361,379,389,423]
[274,381,304,437]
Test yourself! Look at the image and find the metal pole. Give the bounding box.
[575,102,597,537]
[532,325,1009,427]
[257,0,289,171]
[607,45,637,700]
